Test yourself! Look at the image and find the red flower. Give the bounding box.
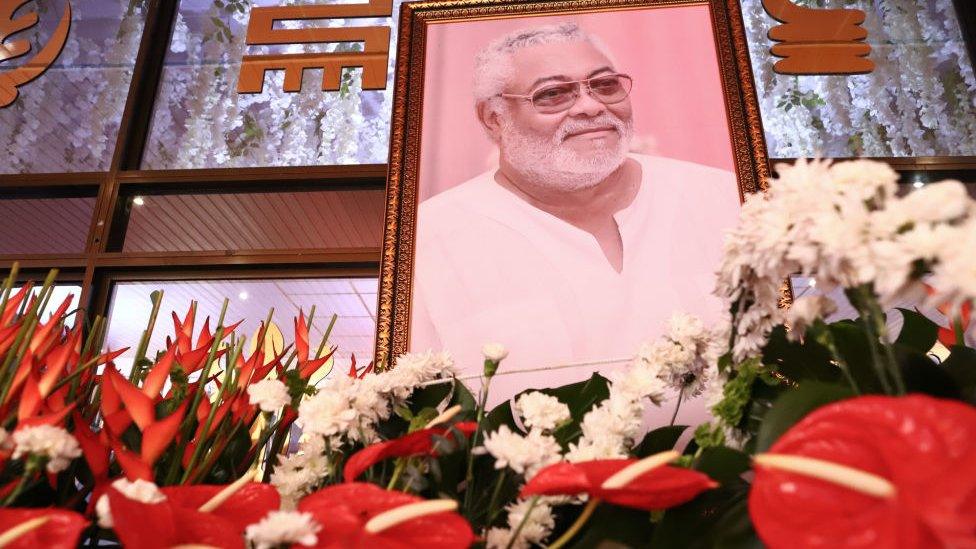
[521,451,717,510]
[750,394,976,548]
[343,422,478,482]
[0,508,87,549]
[107,475,278,549]
[298,483,473,548]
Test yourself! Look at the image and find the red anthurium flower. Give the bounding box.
[749,394,976,548]
[298,483,474,548]
[937,300,972,347]
[344,421,477,482]
[521,451,717,510]
[107,487,244,549]
[0,508,88,549]
[161,479,280,534]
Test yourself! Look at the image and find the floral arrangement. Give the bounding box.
[1,159,975,548]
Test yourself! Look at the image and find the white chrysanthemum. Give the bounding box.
[716,159,976,362]
[786,295,838,341]
[482,343,509,362]
[95,478,166,528]
[514,392,570,432]
[247,379,291,412]
[245,510,321,549]
[482,426,561,479]
[633,314,722,399]
[270,436,331,509]
[11,425,81,473]
[370,350,458,402]
[485,499,555,549]
[297,375,385,445]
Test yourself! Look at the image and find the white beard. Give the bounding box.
[499,112,634,192]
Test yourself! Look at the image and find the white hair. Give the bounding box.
[472,22,617,102]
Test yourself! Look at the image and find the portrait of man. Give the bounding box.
[403,10,746,414]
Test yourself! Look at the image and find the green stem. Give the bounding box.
[463,374,493,512]
[504,496,541,549]
[2,467,34,506]
[386,458,407,490]
[669,386,685,426]
[486,470,508,524]
[548,498,600,549]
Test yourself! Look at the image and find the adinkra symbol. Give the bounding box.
[0,0,72,108]
[762,0,874,75]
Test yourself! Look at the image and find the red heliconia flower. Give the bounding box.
[344,422,478,481]
[749,394,976,548]
[0,508,88,549]
[521,452,717,510]
[298,483,474,548]
[938,300,972,347]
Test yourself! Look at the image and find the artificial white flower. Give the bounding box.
[11,425,81,473]
[245,510,321,549]
[514,392,570,432]
[95,478,166,528]
[247,379,291,412]
[786,295,838,341]
[482,343,509,362]
[482,426,561,479]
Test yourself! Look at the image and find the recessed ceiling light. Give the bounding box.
[808,278,817,287]
[912,181,924,189]
[132,196,145,206]
[238,291,249,300]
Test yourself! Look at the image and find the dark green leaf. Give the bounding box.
[943,345,976,403]
[898,347,962,399]
[567,503,654,549]
[894,308,939,353]
[634,425,688,457]
[694,447,751,485]
[829,321,885,393]
[762,324,839,384]
[712,497,763,549]
[486,400,516,432]
[650,484,748,548]
[755,381,854,452]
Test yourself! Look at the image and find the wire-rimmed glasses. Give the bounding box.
[500,73,633,114]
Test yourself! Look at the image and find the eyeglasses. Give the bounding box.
[500,73,633,114]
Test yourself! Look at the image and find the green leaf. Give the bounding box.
[408,382,453,414]
[829,321,885,393]
[894,308,939,353]
[763,325,839,384]
[486,400,516,432]
[712,497,763,549]
[649,484,748,548]
[898,347,962,399]
[694,447,751,485]
[756,381,854,452]
[634,425,688,457]
[942,345,976,403]
[567,503,654,549]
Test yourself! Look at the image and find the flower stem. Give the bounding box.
[504,495,540,549]
[548,498,600,549]
[463,375,493,512]
[669,387,685,426]
[387,458,407,491]
[486,470,508,524]
[2,467,34,506]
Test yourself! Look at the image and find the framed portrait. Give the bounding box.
[376,0,768,414]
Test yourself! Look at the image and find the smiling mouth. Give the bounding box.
[564,127,617,139]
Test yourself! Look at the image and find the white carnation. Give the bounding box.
[482,426,561,479]
[96,478,166,528]
[482,343,509,362]
[514,392,570,432]
[12,425,81,473]
[247,379,291,412]
[245,510,321,549]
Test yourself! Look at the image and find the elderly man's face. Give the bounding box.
[504,40,633,158]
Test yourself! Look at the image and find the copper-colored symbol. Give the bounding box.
[0,0,71,108]
[762,0,874,75]
[237,0,392,95]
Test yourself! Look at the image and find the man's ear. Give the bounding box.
[476,100,504,143]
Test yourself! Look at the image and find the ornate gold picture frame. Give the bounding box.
[375,0,769,388]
